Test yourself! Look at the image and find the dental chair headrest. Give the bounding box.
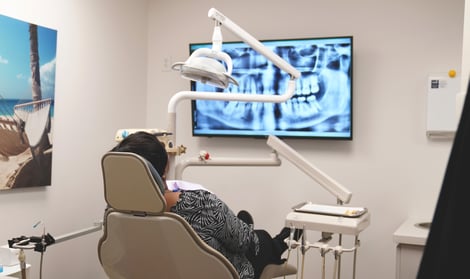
[101,152,167,214]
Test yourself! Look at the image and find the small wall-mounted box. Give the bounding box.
[426,75,460,138]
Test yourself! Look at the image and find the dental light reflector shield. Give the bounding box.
[172,17,238,89]
[267,135,352,204]
[172,48,238,89]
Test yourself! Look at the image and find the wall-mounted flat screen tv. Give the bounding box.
[190,36,353,140]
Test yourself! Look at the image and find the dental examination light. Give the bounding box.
[171,8,300,90]
[166,8,301,179]
[172,21,238,89]
[267,135,352,204]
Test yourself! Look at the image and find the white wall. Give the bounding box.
[148,0,464,278]
[0,0,465,279]
[462,0,470,91]
[0,0,148,278]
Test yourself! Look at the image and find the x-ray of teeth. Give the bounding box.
[190,37,352,139]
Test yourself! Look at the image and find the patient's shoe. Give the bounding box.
[275,227,303,242]
[272,227,303,257]
[237,210,254,226]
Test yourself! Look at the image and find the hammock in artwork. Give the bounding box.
[14,98,52,149]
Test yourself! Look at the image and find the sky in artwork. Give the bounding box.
[0,14,57,100]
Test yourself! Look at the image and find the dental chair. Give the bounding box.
[98,151,297,279]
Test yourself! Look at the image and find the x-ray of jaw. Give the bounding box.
[192,38,352,138]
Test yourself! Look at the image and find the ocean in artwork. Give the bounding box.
[0,98,55,117]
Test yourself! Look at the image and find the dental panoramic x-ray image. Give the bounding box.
[191,37,352,139]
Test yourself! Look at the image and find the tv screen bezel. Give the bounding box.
[189,36,353,140]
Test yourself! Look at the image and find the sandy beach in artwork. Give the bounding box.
[0,144,52,190]
[0,117,25,189]
[0,116,53,190]
[0,116,29,189]
[0,149,32,190]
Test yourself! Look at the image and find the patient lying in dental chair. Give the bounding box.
[111,132,301,279]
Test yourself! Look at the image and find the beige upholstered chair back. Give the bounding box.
[98,152,239,279]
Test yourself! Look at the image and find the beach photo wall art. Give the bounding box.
[0,14,57,190]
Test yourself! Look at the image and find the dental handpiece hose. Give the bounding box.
[299,227,307,279]
[19,249,26,279]
[337,234,342,279]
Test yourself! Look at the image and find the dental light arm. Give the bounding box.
[267,135,352,204]
[175,153,281,180]
[169,8,301,113]
[167,81,297,114]
[167,8,301,179]
[207,8,300,78]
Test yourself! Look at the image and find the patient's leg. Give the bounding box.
[246,228,302,279]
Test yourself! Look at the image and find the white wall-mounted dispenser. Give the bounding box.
[426,73,460,139]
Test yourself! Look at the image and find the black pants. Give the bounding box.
[246,230,286,279]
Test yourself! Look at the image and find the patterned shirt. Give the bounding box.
[170,190,259,279]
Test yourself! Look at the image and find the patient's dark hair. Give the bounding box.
[111,131,168,177]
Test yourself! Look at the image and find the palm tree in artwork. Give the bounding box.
[27,23,49,165]
[29,24,42,103]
